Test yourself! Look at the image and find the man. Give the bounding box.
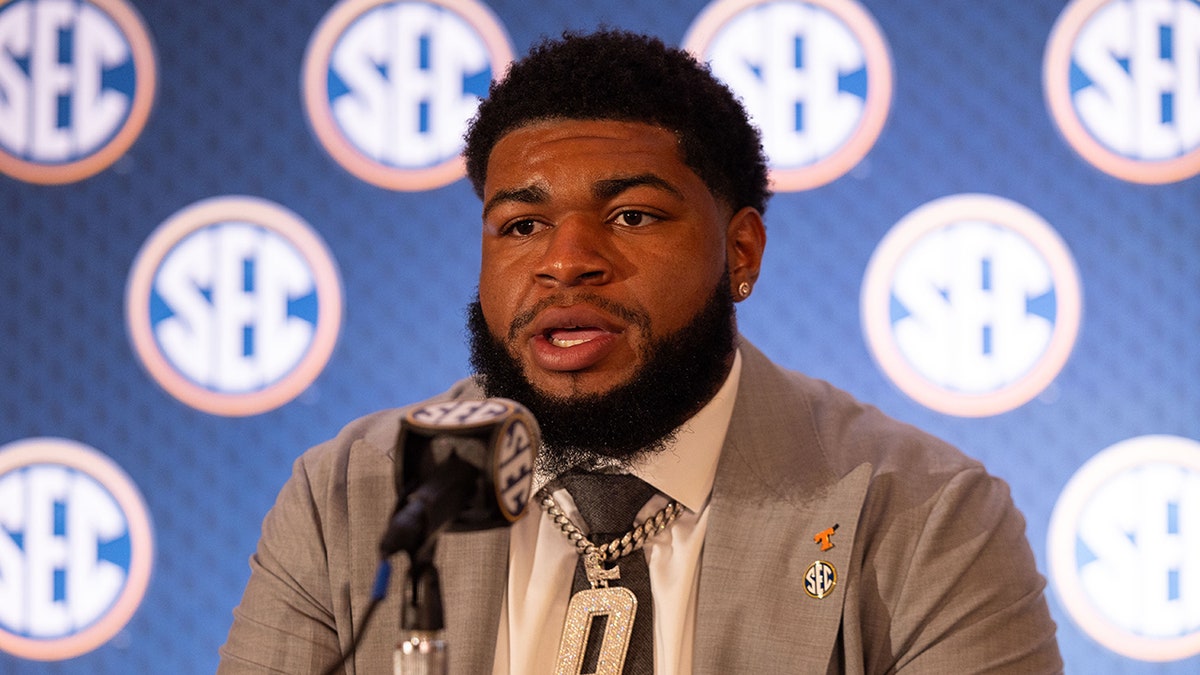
[220,30,1063,673]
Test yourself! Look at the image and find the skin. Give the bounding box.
[478,118,766,400]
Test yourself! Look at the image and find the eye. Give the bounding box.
[614,210,659,227]
[503,219,546,237]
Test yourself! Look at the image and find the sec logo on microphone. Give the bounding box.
[0,438,154,661]
[125,196,343,417]
[302,0,514,191]
[0,0,156,184]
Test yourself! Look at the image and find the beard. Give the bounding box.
[466,277,738,475]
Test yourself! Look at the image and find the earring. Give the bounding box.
[737,281,752,299]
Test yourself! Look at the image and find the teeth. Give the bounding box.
[550,336,589,348]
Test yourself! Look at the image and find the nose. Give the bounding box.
[533,218,613,288]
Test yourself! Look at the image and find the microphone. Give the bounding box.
[317,399,537,675]
[379,398,538,557]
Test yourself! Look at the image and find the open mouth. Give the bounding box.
[546,327,609,348]
[524,304,630,372]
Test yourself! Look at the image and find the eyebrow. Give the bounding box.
[593,173,684,201]
[482,173,685,218]
[482,184,550,218]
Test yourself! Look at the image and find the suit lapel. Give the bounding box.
[694,343,872,673]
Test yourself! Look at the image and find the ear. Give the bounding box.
[726,207,766,301]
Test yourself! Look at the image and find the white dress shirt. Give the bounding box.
[493,351,742,674]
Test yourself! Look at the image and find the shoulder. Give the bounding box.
[273,378,486,535]
[734,340,1014,546]
[735,339,981,486]
[296,378,485,482]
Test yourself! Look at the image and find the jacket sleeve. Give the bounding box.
[217,451,343,673]
[879,467,1063,673]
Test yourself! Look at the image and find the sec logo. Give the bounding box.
[1045,0,1200,184]
[302,0,514,191]
[804,560,837,599]
[0,0,156,184]
[683,0,892,191]
[861,194,1082,417]
[1049,435,1200,661]
[409,398,515,427]
[495,410,535,521]
[0,438,154,661]
[126,196,343,417]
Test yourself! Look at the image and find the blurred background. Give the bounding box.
[1,0,1197,671]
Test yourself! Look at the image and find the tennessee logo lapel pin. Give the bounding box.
[813,523,839,551]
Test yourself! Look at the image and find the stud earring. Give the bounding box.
[737,281,752,299]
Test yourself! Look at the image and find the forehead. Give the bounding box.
[484,119,692,188]
[495,118,679,146]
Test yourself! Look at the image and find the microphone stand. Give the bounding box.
[382,397,539,674]
[394,537,448,675]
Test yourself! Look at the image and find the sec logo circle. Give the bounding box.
[1049,435,1200,662]
[126,196,343,417]
[0,438,154,661]
[1045,0,1200,184]
[0,0,156,184]
[302,0,514,191]
[861,194,1082,417]
[683,0,892,191]
[804,560,837,599]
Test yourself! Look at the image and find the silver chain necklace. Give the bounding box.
[539,491,684,580]
[541,489,684,675]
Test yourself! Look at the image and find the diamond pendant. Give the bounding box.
[554,584,637,675]
[554,553,638,675]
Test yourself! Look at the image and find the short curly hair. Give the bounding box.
[463,29,771,214]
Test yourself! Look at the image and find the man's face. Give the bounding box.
[477,119,746,400]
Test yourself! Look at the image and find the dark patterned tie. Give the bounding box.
[558,471,658,675]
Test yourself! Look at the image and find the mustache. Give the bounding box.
[506,293,652,342]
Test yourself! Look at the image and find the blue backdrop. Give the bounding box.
[2,0,1198,672]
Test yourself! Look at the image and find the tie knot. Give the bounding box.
[556,472,658,541]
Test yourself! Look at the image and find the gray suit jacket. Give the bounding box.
[219,340,1063,673]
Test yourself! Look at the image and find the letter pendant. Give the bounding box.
[554,554,637,675]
